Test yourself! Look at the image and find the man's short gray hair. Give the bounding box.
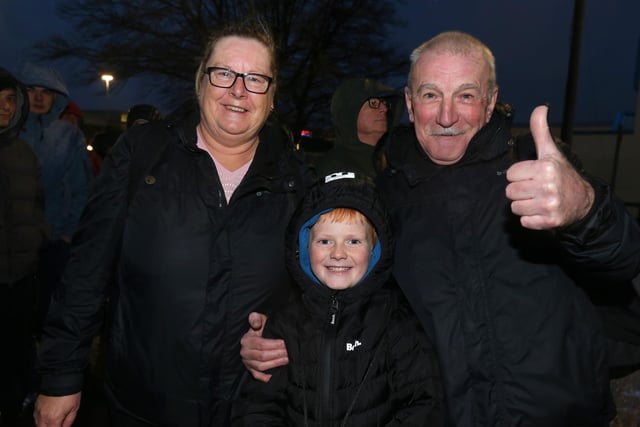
[407,31,497,96]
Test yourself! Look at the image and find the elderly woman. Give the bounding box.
[34,21,314,427]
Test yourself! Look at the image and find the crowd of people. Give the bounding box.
[1,18,639,427]
[0,63,162,426]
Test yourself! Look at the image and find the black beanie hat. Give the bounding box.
[0,75,17,91]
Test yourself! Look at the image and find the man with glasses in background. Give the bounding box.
[314,78,402,178]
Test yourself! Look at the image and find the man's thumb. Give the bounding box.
[248,312,264,330]
[530,105,559,159]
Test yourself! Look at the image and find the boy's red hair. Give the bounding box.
[316,208,377,244]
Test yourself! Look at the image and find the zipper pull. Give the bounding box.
[328,295,339,325]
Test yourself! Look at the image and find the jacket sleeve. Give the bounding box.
[559,175,640,282]
[518,134,640,282]
[60,126,92,238]
[232,368,288,426]
[37,132,133,396]
[231,318,289,426]
[43,120,92,239]
[385,302,444,427]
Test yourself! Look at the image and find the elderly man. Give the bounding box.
[372,30,640,426]
[240,31,640,426]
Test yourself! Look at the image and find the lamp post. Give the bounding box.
[101,74,114,96]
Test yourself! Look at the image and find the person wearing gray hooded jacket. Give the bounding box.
[18,62,92,333]
[0,67,48,425]
[314,78,403,179]
[19,62,91,244]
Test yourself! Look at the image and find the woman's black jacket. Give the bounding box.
[38,106,315,426]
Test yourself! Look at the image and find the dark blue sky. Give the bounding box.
[400,1,640,126]
[2,1,639,126]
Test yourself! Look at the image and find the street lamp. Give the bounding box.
[101,74,114,95]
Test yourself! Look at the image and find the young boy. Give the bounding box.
[233,173,443,426]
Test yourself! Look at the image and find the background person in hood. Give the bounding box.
[233,174,443,427]
[59,101,85,134]
[18,62,92,335]
[314,78,402,179]
[125,103,162,129]
[59,101,82,128]
[0,68,48,426]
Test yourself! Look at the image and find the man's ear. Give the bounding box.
[404,86,414,123]
[485,86,499,122]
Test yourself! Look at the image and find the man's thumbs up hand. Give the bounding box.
[505,105,594,230]
[530,104,562,159]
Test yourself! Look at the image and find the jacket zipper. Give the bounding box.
[317,294,339,424]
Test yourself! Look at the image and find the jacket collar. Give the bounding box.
[385,103,514,184]
[167,101,304,195]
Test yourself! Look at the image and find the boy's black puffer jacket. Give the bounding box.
[234,175,444,426]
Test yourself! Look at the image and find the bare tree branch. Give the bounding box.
[35,0,408,131]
